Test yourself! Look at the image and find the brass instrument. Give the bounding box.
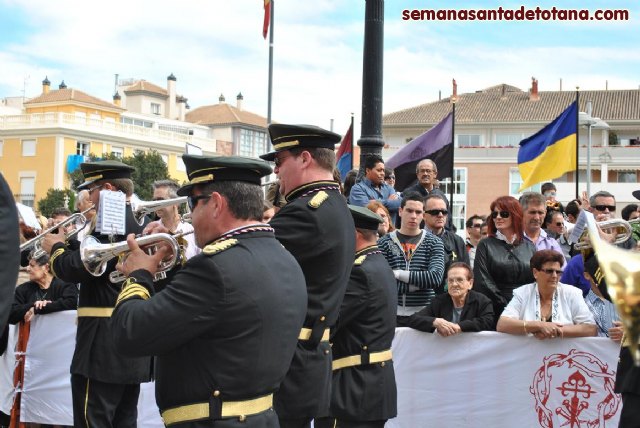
[19,206,95,259]
[79,231,192,283]
[573,218,637,250]
[585,215,640,366]
[133,196,188,225]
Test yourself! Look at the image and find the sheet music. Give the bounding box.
[95,190,126,235]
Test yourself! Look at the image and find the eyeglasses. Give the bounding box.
[87,184,103,195]
[447,277,468,285]
[491,210,510,219]
[425,209,448,216]
[471,224,483,229]
[555,222,564,227]
[593,205,616,212]
[187,194,212,211]
[544,191,557,197]
[273,153,293,167]
[418,168,434,174]
[540,268,563,276]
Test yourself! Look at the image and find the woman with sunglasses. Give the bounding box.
[496,250,596,339]
[473,196,536,323]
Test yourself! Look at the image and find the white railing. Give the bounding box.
[0,113,218,152]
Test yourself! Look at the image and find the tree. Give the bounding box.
[37,188,75,218]
[67,151,171,200]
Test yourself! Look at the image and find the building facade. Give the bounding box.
[382,79,640,230]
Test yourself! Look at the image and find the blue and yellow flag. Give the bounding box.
[517,101,577,191]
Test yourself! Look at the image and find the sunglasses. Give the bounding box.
[593,205,616,212]
[187,194,212,211]
[425,209,448,216]
[273,153,293,167]
[539,268,563,276]
[87,184,103,195]
[471,224,483,229]
[555,222,564,227]
[491,210,510,219]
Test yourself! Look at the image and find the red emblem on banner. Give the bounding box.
[530,349,620,428]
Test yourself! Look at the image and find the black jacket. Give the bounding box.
[111,227,307,427]
[270,180,356,418]
[330,246,397,422]
[407,290,494,333]
[50,204,151,384]
[473,236,536,320]
[9,277,78,324]
[0,173,19,331]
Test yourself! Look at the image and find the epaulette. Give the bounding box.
[115,277,150,307]
[49,247,66,278]
[354,254,367,266]
[308,191,328,209]
[203,238,238,256]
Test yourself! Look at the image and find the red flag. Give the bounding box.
[263,0,271,39]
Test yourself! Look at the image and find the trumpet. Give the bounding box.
[573,218,638,250]
[79,231,191,283]
[133,196,188,225]
[20,206,95,259]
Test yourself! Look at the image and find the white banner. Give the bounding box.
[388,328,621,428]
[2,316,623,427]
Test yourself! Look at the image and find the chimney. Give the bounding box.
[529,77,539,101]
[59,80,67,89]
[167,73,177,119]
[500,84,506,99]
[451,78,458,103]
[236,92,243,110]
[606,80,609,90]
[438,90,441,101]
[560,78,563,91]
[113,92,121,107]
[219,93,225,104]
[42,76,50,94]
[177,96,187,121]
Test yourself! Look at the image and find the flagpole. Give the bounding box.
[350,113,354,172]
[267,0,274,125]
[450,102,455,217]
[575,88,579,200]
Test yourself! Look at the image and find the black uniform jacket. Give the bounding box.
[0,173,19,331]
[330,247,397,422]
[269,181,356,418]
[473,236,535,319]
[616,346,640,395]
[406,289,495,333]
[110,227,307,426]
[9,277,78,324]
[50,205,151,384]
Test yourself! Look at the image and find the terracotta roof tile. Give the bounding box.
[123,80,168,96]
[384,84,640,125]
[25,88,120,109]
[185,103,267,128]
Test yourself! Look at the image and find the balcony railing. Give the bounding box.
[0,112,218,152]
[14,193,35,208]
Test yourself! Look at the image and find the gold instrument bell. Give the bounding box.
[586,215,640,366]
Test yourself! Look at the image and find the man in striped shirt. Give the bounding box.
[378,192,445,327]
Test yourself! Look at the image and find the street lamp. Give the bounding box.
[579,102,610,196]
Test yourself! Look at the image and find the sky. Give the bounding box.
[0,0,638,141]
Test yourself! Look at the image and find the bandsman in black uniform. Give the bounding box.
[110,155,308,428]
[316,206,397,428]
[261,124,356,428]
[41,160,151,427]
[0,172,19,334]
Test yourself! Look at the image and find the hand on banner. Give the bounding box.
[25,307,35,323]
[433,318,462,337]
[531,321,564,340]
[34,300,51,310]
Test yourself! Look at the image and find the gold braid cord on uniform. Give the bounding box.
[115,277,150,307]
[49,247,65,278]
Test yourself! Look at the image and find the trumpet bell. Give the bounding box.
[586,216,640,366]
[80,235,111,277]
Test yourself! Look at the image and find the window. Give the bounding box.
[77,141,90,156]
[20,177,35,207]
[121,117,154,128]
[495,134,523,147]
[111,146,124,159]
[509,168,541,196]
[151,103,161,115]
[617,171,637,183]
[457,134,481,148]
[22,139,36,156]
[439,168,467,235]
[239,129,268,157]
